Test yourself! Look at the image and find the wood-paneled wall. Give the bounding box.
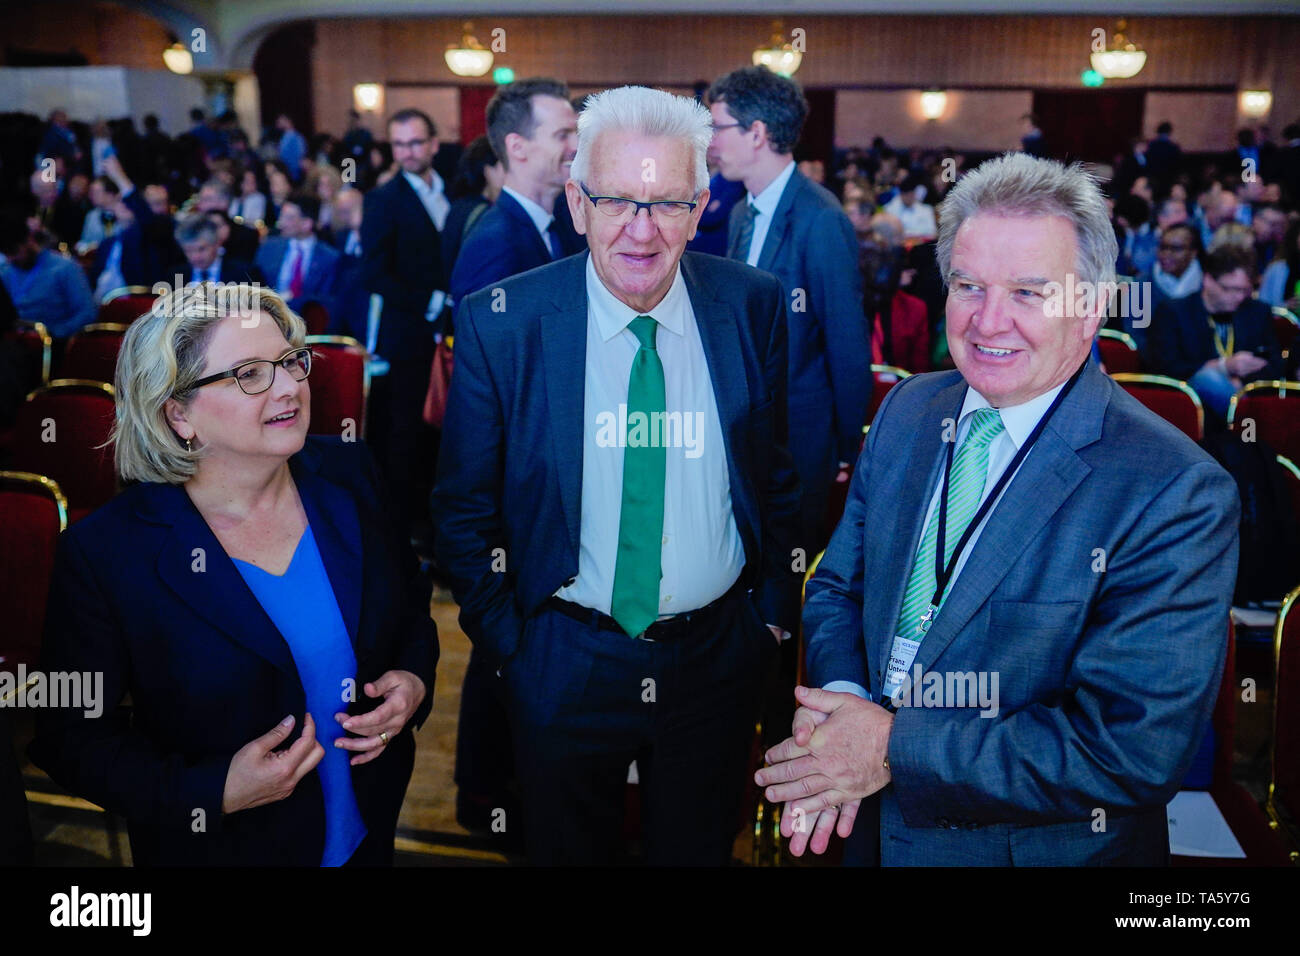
[312,14,1299,150]
[4,2,171,70]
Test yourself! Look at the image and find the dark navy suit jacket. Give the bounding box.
[255,236,341,318]
[805,361,1239,864]
[432,251,803,667]
[1143,293,1283,383]
[727,168,872,490]
[361,174,445,358]
[450,190,578,305]
[29,438,438,866]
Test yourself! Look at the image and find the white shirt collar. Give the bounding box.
[958,379,1068,450]
[502,185,554,236]
[402,168,444,196]
[585,254,687,343]
[748,160,796,220]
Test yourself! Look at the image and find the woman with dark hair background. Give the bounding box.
[441,135,504,277]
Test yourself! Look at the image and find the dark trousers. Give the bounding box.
[504,593,777,865]
[454,645,516,815]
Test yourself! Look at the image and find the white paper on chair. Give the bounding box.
[1167,790,1246,858]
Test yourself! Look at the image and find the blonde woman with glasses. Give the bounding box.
[31,283,438,866]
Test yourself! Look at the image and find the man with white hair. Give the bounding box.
[758,152,1239,866]
[433,85,802,864]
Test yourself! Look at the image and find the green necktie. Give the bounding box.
[894,407,1006,636]
[610,315,667,637]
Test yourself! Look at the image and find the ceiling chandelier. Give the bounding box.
[445,21,493,78]
[752,21,802,76]
[1090,19,1147,80]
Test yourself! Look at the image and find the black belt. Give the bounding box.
[544,577,747,642]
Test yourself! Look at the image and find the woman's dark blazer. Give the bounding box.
[28,437,439,865]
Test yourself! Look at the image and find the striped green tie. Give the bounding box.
[610,316,667,638]
[894,407,1006,636]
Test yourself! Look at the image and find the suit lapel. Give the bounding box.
[867,378,964,682]
[539,255,590,555]
[683,255,751,449]
[148,485,298,677]
[907,363,1107,679]
[500,191,551,263]
[291,447,364,653]
[755,170,800,273]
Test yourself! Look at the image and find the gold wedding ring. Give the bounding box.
[379,731,389,745]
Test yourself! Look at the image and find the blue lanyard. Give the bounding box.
[929,360,1087,612]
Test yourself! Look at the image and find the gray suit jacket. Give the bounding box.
[804,360,1240,865]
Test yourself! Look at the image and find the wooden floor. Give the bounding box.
[13,592,1285,866]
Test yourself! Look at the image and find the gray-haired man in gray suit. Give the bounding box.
[758,152,1240,866]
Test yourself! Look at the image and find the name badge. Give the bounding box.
[882,633,922,704]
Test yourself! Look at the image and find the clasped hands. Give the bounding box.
[222,670,425,815]
[754,685,894,856]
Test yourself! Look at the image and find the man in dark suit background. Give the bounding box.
[361,108,450,547]
[324,186,371,344]
[445,77,581,838]
[1143,244,1284,422]
[194,179,260,262]
[434,86,801,864]
[708,65,871,561]
[708,64,872,748]
[172,216,261,286]
[450,77,580,305]
[758,152,1239,866]
[255,193,341,319]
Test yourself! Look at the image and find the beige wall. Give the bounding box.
[836,90,1033,151]
[1143,93,1243,154]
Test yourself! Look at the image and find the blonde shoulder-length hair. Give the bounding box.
[113,282,305,485]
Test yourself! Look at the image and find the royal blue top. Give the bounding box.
[233,524,367,866]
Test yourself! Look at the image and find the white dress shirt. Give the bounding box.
[883,196,939,239]
[502,185,554,249]
[826,380,1067,699]
[230,193,267,224]
[743,159,797,267]
[554,256,746,617]
[403,169,451,321]
[275,237,316,296]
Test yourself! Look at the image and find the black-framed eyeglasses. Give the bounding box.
[710,122,747,134]
[190,347,312,395]
[579,183,698,224]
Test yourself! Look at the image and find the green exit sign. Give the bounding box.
[493,67,515,85]
[1081,69,1104,88]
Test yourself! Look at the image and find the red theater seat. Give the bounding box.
[59,323,128,385]
[10,380,116,523]
[305,336,368,439]
[96,287,157,326]
[0,471,67,673]
[1272,308,1299,367]
[1097,328,1142,373]
[1228,381,1300,464]
[300,301,330,336]
[3,321,51,391]
[1111,373,1204,443]
[1268,586,1300,861]
[1172,619,1292,866]
[867,364,912,426]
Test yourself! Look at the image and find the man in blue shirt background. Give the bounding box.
[0,212,95,339]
